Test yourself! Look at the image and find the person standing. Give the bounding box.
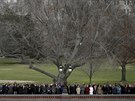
[84,84,89,94]
[76,85,81,94]
[97,84,103,94]
[89,85,94,95]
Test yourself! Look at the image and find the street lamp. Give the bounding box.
[79,42,82,45]
[59,68,63,72]
[58,65,73,72]
[68,68,72,72]
[59,65,63,72]
[68,65,72,72]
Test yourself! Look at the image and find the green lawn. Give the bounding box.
[0,58,135,84]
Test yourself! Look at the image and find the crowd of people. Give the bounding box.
[0,82,135,95]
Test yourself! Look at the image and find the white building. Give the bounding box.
[4,0,17,3]
[113,0,133,15]
[0,0,27,15]
[1,0,134,15]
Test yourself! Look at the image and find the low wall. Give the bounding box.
[0,95,135,101]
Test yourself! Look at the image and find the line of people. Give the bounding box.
[0,82,135,95]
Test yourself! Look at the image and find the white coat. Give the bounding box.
[89,86,94,95]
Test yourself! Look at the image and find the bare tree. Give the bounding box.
[110,15,135,81]
[80,59,103,84]
[124,2,135,57]
[90,0,135,82]
[21,0,120,84]
[0,5,40,63]
[2,0,134,84]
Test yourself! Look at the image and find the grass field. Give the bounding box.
[0,58,135,84]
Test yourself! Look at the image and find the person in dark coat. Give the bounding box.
[30,84,35,94]
[72,84,77,94]
[18,84,23,94]
[8,84,13,94]
[13,83,18,94]
[56,84,62,94]
[42,84,48,94]
[112,84,117,94]
[51,84,56,94]
[0,85,2,94]
[46,85,52,94]
[2,84,8,94]
[39,84,44,94]
[23,84,29,94]
[69,84,74,94]
[80,84,85,94]
[84,84,89,94]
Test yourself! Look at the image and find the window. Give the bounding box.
[7,0,11,3]
[113,1,119,5]
[124,0,127,5]
[129,0,132,5]
[6,0,17,3]
[14,0,17,3]
[124,8,131,15]
[124,0,132,5]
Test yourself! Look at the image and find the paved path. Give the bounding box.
[0,80,34,83]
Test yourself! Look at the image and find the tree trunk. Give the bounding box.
[54,72,67,84]
[30,63,74,84]
[89,76,92,84]
[53,65,73,84]
[121,64,126,81]
[20,55,27,64]
[89,63,93,84]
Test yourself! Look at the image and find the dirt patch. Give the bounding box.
[0,80,34,83]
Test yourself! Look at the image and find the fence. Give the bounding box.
[0,95,135,101]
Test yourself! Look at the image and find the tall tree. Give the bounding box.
[111,15,135,81]
[0,6,39,62]
[94,0,135,82]
[23,0,118,84]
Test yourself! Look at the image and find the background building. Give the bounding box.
[113,0,134,15]
[1,0,134,15]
